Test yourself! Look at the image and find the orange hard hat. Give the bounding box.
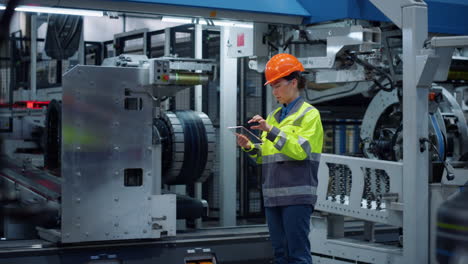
[264,53,304,86]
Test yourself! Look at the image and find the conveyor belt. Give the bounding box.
[0,157,61,200]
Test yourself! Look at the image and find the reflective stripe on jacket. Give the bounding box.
[244,97,323,207]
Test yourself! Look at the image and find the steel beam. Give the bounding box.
[194,23,203,228]
[401,4,429,264]
[219,26,237,227]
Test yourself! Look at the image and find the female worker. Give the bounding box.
[237,53,323,264]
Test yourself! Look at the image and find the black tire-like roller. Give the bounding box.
[155,110,215,185]
[44,99,62,172]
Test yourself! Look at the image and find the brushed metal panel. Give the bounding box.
[61,65,174,243]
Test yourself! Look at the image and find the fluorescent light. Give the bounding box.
[16,6,103,17]
[161,17,193,24]
[162,16,253,28]
[162,16,208,25]
[0,5,103,17]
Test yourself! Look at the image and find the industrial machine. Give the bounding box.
[61,54,218,243]
[1,54,218,243]
[0,53,274,263]
[1,0,468,263]
[244,1,468,263]
[249,6,468,263]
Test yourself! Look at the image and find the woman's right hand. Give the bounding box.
[236,134,252,149]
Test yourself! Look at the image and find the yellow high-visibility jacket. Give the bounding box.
[244,97,323,207]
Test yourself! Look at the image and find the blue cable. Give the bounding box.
[430,114,445,162]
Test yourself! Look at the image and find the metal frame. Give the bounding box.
[400,3,431,263]
[311,0,464,263]
[310,218,404,263]
[308,1,468,263]
[84,41,104,65]
[113,28,149,57]
[297,25,381,69]
[316,154,403,226]
[219,26,237,226]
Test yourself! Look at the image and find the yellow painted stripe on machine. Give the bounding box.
[437,222,468,231]
[448,71,468,80]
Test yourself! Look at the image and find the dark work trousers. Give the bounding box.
[265,205,314,264]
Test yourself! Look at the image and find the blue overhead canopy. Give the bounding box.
[297,0,468,35]
[14,0,468,34]
[113,0,468,35]
[106,0,309,17]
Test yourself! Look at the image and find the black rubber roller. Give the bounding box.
[43,99,62,172]
[155,110,215,185]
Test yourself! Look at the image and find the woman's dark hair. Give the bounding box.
[283,71,307,90]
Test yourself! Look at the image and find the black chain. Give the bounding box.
[383,170,390,193]
[340,164,346,204]
[346,166,352,196]
[329,163,336,202]
[366,168,373,209]
[376,169,382,210]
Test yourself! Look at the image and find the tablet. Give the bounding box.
[227,126,263,144]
